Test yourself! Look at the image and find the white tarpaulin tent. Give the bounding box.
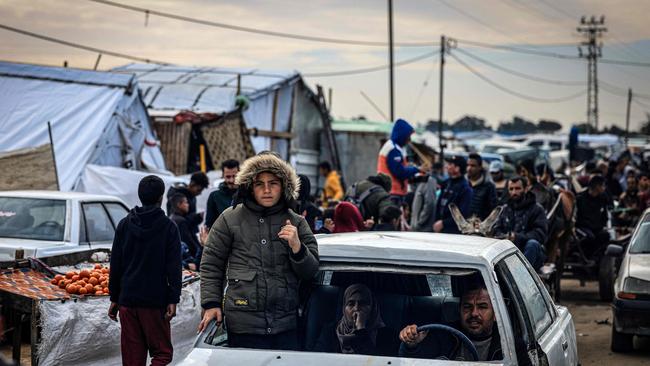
[0,61,167,191]
[112,63,324,161]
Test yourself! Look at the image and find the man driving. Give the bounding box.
[398,278,502,361]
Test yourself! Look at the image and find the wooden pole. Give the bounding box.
[625,88,632,149]
[199,144,206,173]
[47,122,61,191]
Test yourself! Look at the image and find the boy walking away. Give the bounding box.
[108,175,182,366]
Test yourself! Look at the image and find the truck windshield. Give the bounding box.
[629,219,650,254]
[0,197,66,241]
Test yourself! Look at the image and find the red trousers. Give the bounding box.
[119,306,173,366]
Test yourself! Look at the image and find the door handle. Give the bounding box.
[562,340,568,351]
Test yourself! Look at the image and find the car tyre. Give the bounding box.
[611,325,634,353]
[598,255,616,302]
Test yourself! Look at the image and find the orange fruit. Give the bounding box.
[65,271,75,279]
[85,284,94,292]
[94,264,102,270]
[88,277,98,285]
[101,268,109,274]
[54,274,64,281]
[50,278,58,285]
[95,290,103,295]
[91,272,101,279]
[78,287,87,295]
[100,281,108,287]
[94,285,102,292]
[103,287,109,294]
[71,275,80,281]
[79,269,90,278]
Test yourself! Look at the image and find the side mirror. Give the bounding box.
[605,244,624,257]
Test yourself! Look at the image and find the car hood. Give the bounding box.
[179,348,492,366]
[628,254,650,282]
[0,237,65,261]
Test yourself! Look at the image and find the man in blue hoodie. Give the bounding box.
[377,118,424,203]
[108,175,182,366]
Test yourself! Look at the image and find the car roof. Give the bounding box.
[316,232,516,267]
[0,190,126,203]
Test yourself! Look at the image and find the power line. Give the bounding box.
[633,98,650,110]
[455,48,584,86]
[303,50,439,77]
[0,23,170,65]
[86,0,436,48]
[450,52,587,103]
[0,22,439,78]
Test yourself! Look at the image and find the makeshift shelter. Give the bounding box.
[112,63,328,183]
[0,61,166,191]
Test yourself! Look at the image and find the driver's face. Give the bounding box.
[460,288,495,338]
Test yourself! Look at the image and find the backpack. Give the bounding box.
[345,183,383,218]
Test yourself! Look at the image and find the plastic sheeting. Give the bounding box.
[76,165,219,214]
[0,61,166,191]
[37,280,201,365]
[243,83,294,158]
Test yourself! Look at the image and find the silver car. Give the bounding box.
[610,208,650,352]
[0,190,129,260]
[180,232,578,365]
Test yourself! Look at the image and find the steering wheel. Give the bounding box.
[399,324,479,361]
[35,221,62,229]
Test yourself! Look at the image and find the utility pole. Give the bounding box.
[438,35,456,163]
[388,0,395,122]
[625,88,632,149]
[577,16,607,132]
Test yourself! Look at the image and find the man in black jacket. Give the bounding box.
[467,153,497,220]
[575,175,610,258]
[108,175,182,366]
[492,176,548,270]
[170,194,208,270]
[434,156,473,234]
[205,159,239,229]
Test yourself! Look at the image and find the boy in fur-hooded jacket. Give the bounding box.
[198,152,319,350]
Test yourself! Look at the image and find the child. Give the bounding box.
[108,175,182,366]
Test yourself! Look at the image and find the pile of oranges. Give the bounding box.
[50,264,110,296]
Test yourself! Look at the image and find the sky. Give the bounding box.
[2,0,650,131]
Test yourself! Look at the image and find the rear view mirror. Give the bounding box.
[605,244,624,257]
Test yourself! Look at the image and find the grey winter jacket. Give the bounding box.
[199,153,319,335]
[410,176,437,232]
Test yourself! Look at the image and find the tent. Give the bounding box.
[112,63,326,181]
[0,61,166,191]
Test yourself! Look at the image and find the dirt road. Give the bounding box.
[560,279,650,365]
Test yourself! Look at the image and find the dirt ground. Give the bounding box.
[560,279,650,365]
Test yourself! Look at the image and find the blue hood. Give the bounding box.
[391,118,414,147]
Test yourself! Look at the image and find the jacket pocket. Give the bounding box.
[225,269,259,312]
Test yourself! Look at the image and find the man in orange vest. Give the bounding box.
[377,119,424,204]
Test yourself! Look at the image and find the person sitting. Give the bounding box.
[492,177,548,270]
[615,173,642,227]
[333,202,374,233]
[374,205,403,231]
[314,284,399,356]
[398,278,502,361]
[575,175,610,258]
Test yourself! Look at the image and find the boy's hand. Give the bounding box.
[198,307,222,333]
[108,302,119,321]
[278,220,301,254]
[165,304,176,322]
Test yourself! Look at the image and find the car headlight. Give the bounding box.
[618,277,650,299]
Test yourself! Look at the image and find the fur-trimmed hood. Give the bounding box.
[235,153,301,201]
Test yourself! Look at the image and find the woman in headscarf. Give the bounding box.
[314,284,399,356]
[333,202,373,233]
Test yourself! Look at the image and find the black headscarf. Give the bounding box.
[336,284,385,354]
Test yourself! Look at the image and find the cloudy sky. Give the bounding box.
[2,0,650,130]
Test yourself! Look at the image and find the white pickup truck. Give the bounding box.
[0,191,129,261]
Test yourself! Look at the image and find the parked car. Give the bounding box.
[180,232,578,365]
[0,191,129,261]
[608,208,650,352]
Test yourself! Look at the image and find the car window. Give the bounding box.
[502,254,552,338]
[104,203,128,228]
[0,197,66,241]
[81,203,115,242]
[549,142,562,151]
[629,219,650,254]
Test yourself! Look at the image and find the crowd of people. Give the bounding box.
[106,116,648,365]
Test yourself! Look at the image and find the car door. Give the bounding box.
[80,202,120,249]
[497,253,576,366]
